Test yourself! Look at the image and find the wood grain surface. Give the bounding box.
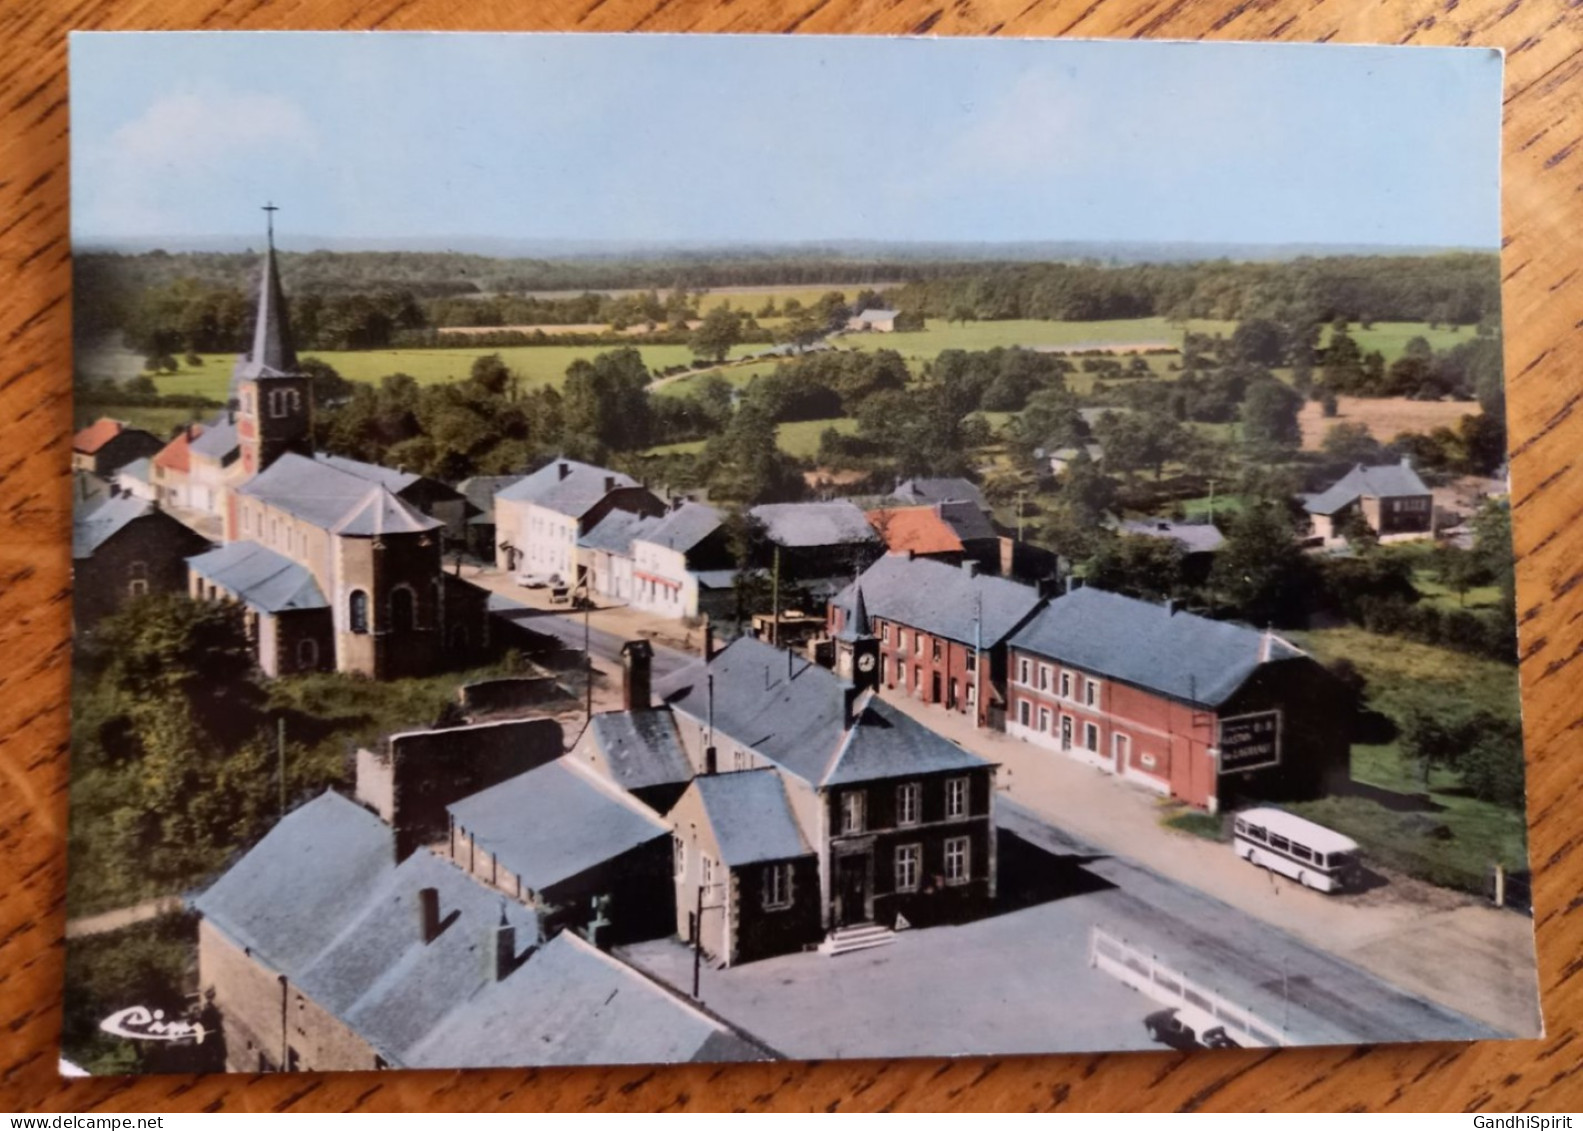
[2,0,1580,1113]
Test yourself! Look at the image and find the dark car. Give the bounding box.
[1144,1008,1202,1051]
[1200,1025,1242,1049]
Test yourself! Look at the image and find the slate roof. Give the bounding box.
[692,770,810,867]
[316,453,421,495]
[237,452,440,535]
[235,239,300,380]
[194,791,544,1066]
[496,459,644,519]
[188,541,329,612]
[655,636,988,788]
[1304,461,1433,516]
[194,792,397,975]
[73,418,124,454]
[154,426,203,474]
[825,695,987,787]
[579,509,661,556]
[457,476,524,523]
[640,502,723,555]
[72,495,155,558]
[188,418,239,461]
[750,501,879,549]
[447,758,668,892]
[838,553,1044,647]
[893,477,989,513]
[937,499,998,542]
[867,506,965,556]
[117,457,153,485]
[1118,519,1226,554]
[588,710,693,792]
[1007,586,1307,707]
[405,932,771,1068]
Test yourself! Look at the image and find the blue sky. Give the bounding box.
[70,34,1504,250]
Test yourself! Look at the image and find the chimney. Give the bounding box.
[704,745,718,775]
[418,887,441,944]
[843,683,864,729]
[557,461,570,480]
[621,639,653,711]
[702,616,715,661]
[904,548,915,562]
[962,560,980,578]
[1064,574,1075,595]
[604,475,616,494]
[494,909,518,982]
[1165,598,1176,616]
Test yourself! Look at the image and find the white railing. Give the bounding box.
[1089,927,1288,1048]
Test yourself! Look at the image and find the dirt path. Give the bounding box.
[875,690,1541,1037]
[65,895,185,939]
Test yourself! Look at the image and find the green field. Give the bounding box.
[841,317,1233,361]
[1412,570,1503,611]
[73,404,209,437]
[776,417,858,458]
[1318,321,1474,360]
[1282,626,1525,893]
[653,357,785,399]
[695,286,893,316]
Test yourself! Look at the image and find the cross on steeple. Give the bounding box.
[262,201,279,245]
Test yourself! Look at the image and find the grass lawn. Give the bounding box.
[1281,626,1526,894]
[644,438,708,457]
[74,404,212,438]
[841,317,1234,362]
[776,417,858,458]
[1175,493,1247,519]
[1412,570,1503,611]
[653,357,785,399]
[1318,321,1474,361]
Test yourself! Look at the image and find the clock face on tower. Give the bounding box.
[857,652,877,673]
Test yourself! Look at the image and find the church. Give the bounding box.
[187,213,490,680]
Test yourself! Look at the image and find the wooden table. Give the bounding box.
[2,0,1579,1112]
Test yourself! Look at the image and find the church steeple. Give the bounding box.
[235,204,314,478]
[240,202,298,378]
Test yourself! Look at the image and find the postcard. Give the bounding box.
[64,32,1536,1074]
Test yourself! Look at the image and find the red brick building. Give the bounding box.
[1004,586,1351,812]
[828,553,1045,728]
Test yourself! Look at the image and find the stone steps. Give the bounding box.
[820,923,896,957]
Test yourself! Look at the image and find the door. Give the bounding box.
[835,853,871,927]
[931,672,942,703]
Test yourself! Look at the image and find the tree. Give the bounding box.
[1094,410,1190,480]
[701,400,806,504]
[1056,448,1117,528]
[689,305,743,363]
[1322,421,1381,466]
[1085,534,1188,602]
[1229,318,1285,367]
[1209,502,1311,626]
[1241,376,1303,448]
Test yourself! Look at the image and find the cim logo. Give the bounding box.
[99,1006,206,1044]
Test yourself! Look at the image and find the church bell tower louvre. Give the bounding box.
[235,203,314,479]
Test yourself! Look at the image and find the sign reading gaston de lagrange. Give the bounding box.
[1218,710,1282,774]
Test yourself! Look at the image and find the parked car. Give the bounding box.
[1143,1008,1202,1051]
[1200,1026,1241,1049]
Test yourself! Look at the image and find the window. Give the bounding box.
[965,650,977,672]
[763,862,793,910]
[840,790,866,834]
[1268,833,1290,853]
[349,590,369,634]
[895,844,921,892]
[732,748,751,771]
[297,638,319,668]
[898,629,908,651]
[944,837,970,885]
[931,639,942,661]
[1060,671,1072,699]
[1085,679,1098,707]
[913,633,923,657]
[701,855,716,888]
[897,782,920,827]
[966,682,977,706]
[127,561,148,597]
[1018,700,1031,727]
[673,836,687,880]
[1038,665,1050,692]
[881,623,891,644]
[1114,733,1131,764]
[1060,716,1073,751]
[946,777,969,820]
[390,585,416,632]
[1018,658,1031,685]
[1084,723,1099,752]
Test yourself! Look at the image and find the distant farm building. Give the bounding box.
[1303,458,1434,545]
[846,308,900,333]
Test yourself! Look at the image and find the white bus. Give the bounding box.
[1232,808,1361,893]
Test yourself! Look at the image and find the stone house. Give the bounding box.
[73,495,213,631]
